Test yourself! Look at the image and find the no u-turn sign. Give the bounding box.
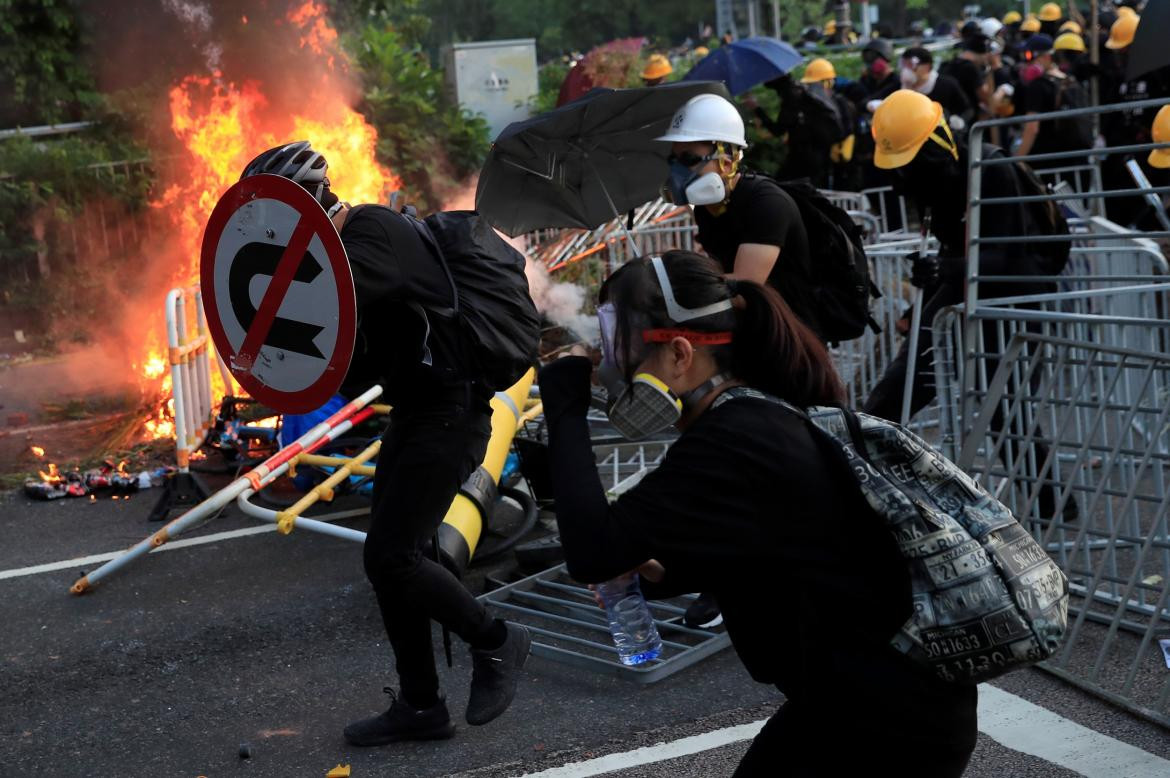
[200,174,356,414]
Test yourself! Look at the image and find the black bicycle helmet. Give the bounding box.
[240,140,330,203]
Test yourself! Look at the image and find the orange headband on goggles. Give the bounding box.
[642,328,733,345]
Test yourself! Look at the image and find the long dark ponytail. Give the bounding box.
[603,250,844,408]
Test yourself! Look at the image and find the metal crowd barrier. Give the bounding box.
[923,99,1170,728]
[958,332,1170,729]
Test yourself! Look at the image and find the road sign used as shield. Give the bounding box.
[200,174,356,414]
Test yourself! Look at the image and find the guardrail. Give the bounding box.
[959,331,1170,729]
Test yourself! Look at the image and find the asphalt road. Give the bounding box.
[3,484,1170,777]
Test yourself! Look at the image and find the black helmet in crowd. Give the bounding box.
[241,140,331,204]
[862,37,894,62]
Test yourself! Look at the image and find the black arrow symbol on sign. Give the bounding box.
[228,242,326,360]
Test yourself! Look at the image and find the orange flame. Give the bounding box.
[31,446,45,458]
[39,463,61,483]
[288,1,340,68]
[137,1,399,443]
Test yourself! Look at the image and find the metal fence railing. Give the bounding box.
[959,332,1170,728]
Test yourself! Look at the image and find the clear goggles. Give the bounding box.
[598,256,734,371]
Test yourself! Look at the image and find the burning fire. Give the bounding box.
[31,446,45,458]
[39,463,61,484]
[138,1,400,442]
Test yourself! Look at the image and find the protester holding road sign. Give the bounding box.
[231,141,537,747]
[538,251,977,777]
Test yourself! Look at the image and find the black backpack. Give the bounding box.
[1012,160,1072,276]
[1046,75,1094,152]
[408,210,541,391]
[772,178,880,343]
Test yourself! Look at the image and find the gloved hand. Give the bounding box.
[907,250,940,289]
[537,356,594,424]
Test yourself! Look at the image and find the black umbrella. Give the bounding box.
[1127,0,1170,79]
[475,81,732,239]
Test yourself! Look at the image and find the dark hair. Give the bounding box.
[901,46,933,65]
[602,250,845,408]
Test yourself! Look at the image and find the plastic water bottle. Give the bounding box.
[595,573,663,665]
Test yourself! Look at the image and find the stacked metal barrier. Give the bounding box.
[937,98,1170,728]
[959,333,1170,727]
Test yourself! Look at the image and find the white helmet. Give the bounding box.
[656,94,747,148]
[980,17,1004,38]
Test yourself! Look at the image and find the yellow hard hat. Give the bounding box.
[1059,20,1082,34]
[1117,6,1137,18]
[1150,105,1170,169]
[1105,14,1139,50]
[1054,32,1087,52]
[693,46,710,58]
[825,19,838,34]
[801,57,837,83]
[641,54,673,80]
[1003,10,1022,24]
[1021,16,1042,33]
[1038,2,1063,22]
[872,90,954,169]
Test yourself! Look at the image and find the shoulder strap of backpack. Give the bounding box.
[407,211,460,316]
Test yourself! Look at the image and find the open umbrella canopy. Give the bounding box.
[682,36,803,95]
[476,80,731,237]
[1126,1,1169,79]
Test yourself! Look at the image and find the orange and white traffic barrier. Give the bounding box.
[165,286,219,470]
[69,385,384,594]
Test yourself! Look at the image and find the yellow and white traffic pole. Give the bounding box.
[435,368,536,574]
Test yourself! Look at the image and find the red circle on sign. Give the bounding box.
[200,174,356,414]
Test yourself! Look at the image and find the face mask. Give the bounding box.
[869,58,890,78]
[606,373,684,440]
[665,162,728,206]
[1020,63,1044,83]
[900,67,919,87]
[607,370,733,440]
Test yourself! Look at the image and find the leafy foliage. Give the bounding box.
[0,0,101,127]
[349,22,491,211]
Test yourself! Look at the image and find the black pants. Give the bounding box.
[732,694,975,777]
[862,280,1065,518]
[363,383,494,704]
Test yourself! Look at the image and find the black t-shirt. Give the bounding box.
[540,356,978,761]
[692,174,818,333]
[339,205,477,405]
[943,57,984,116]
[926,74,972,123]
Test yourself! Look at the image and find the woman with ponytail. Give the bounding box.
[538,250,976,776]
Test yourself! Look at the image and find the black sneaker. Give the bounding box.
[683,592,723,629]
[343,688,456,747]
[465,622,531,726]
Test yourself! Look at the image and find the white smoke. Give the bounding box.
[524,257,598,344]
[161,0,221,71]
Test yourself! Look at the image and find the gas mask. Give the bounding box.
[662,144,738,207]
[597,256,734,440]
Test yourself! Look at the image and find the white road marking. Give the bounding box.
[977,684,1170,778]
[516,685,1170,777]
[0,509,367,583]
[515,719,767,777]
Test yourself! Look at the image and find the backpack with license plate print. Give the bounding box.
[714,386,1070,684]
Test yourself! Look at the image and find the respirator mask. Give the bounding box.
[662,145,738,207]
[597,256,734,440]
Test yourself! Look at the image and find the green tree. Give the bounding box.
[350,22,491,210]
[0,0,99,126]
